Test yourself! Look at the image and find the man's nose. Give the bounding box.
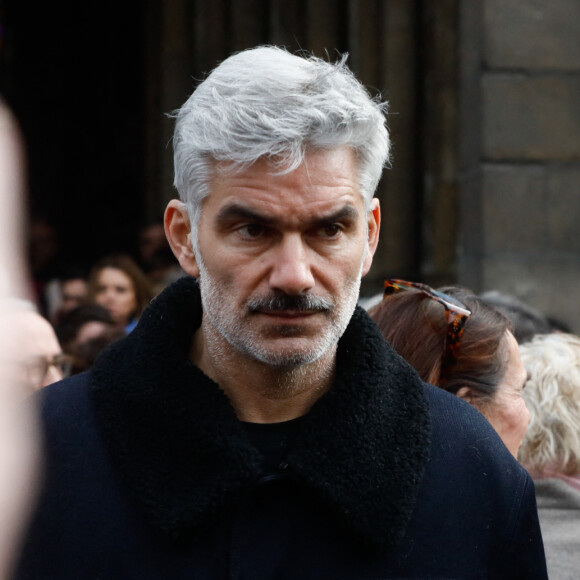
[268,234,315,295]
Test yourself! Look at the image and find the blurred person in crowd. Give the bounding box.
[70,327,127,374]
[545,315,573,335]
[56,303,115,353]
[519,332,580,579]
[137,218,167,268]
[369,279,530,458]
[479,289,553,344]
[26,215,63,316]
[143,245,186,295]
[2,301,72,392]
[87,254,153,334]
[0,96,40,579]
[15,47,546,579]
[55,304,123,374]
[48,266,89,325]
[136,219,185,294]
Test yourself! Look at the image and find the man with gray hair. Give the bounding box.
[17,46,547,578]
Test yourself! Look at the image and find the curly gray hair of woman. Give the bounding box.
[518,332,580,475]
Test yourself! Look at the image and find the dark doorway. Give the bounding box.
[1,1,147,272]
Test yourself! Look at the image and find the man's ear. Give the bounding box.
[361,198,381,276]
[164,200,200,278]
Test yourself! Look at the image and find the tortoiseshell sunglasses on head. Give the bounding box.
[383,278,472,367]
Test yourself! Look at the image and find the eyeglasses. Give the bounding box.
[383,279,471,368]
[24,353,73,388]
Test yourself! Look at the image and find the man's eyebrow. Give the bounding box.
[215,202,360,227]
[215,204,273,226]
[314,205,360,224]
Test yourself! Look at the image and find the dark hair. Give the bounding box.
[369,285,513,403]
[70,327,127,374]
[55,304,113,348]
[87,254,153,321]
[479,290,551,344]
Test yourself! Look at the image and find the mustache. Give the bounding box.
[246,294,334,313]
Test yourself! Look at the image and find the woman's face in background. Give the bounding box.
[482,331,530,458]
[94,267,137,327]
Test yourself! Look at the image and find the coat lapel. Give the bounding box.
[92,277,430,547]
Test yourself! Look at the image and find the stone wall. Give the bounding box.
[458,0,580,333]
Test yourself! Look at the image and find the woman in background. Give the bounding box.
[368,279,530,458]
[518,332,580,579]
[87,254,153,334]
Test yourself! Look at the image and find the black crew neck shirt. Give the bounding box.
[241,416,305,473]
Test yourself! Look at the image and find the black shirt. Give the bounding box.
[241,416,305,473]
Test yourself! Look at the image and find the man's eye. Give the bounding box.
[238,224,266,239]
[319,224,342,239]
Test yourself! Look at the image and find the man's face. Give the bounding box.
[187,147,380,368]
[60,278,88,314]
[1,310,66,392]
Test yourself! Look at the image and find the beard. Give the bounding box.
[195,254,363,370]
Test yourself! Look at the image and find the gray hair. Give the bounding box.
[518,332,580,474]
[172,45,390,238]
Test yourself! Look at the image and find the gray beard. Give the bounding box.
[195,254,363,370]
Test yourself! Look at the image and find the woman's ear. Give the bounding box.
[456,386,475,405]
[164,200,200,278]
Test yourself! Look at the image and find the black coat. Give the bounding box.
[16,277,547,579]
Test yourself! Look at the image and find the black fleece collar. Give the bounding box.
[92,277,430,548]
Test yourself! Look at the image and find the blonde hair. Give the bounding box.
[518,332,580,474]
